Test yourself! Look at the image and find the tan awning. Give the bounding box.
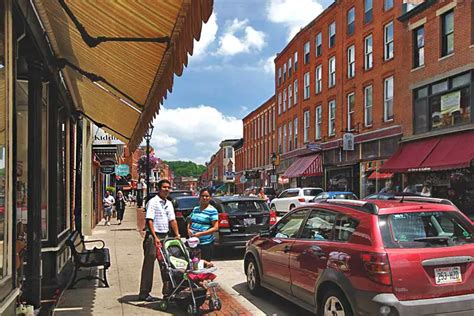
[33,0,213,150]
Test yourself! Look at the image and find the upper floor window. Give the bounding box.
[303,110,310,143]
[384,76,394,121]
[441,10,454,57]
[315,105,322,140]
[304,41,310,64]
[329,100,336,136]
[304,72,310,100]
[384,21,394,60]
[294,51,298,71]
[364,0,373,24]
[278,67,282,85]
[294,79,298,104]
[273,108,276,131]
[225,147,233,159]
[283,63,287,81]
[413,26,425,68]
[384,0,394,11]
[278,127,282,153]
[315,64,322,94]
[316,32,322,56]
[347,45,355,78]
[288,58,292,77]
[288,121,293,151]
[288,84,293,108]
[329,22,336,48]
[364,34,373,70]
[283,89,287,112]
[294,117,298,147]
[278,92,282,115]
[364,85,373,127]
[347,92,355,131]
[347,7,355,36]
[283,124,287,152]
[329,56,336,87]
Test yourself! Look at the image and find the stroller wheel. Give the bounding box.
[211,298,222,311]
[187,304,198,316]
[158,301,168,311]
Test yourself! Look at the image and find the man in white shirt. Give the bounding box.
[103,190,115,226]
[138,179,180,302]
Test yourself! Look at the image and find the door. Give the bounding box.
[290,209,337,305]
[272,190,288,212]
[260,209,309,293]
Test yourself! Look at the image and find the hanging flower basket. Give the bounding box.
[138,154,159,173]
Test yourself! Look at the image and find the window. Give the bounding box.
[335,215,359,241]
[413,26,425,68]
[301,210,337,240]
[384,21,394,60]
[283,124,287,152]
[384,76,394,121]
[315,64,322,94]
[304,110,310,143]
[288,84,293,108]
[364,0,373,24]
[329,56,336,87]
[294,51,298,71]
[315,105,322,140]
[294,117,298,147]
[288,121,293,151]
[384,0,393,11]
[278,127,282,153]
[272,108,276,131]
[347,7,355,35]
[294,79,298,104]
[278,92,282,115]
[272,209,309,239]
[364,85,373,126]
[347,93,355,131]
[364,34,373,70]
[304,41,310,64]
[329,22,336,48]
[347,45,355,78]
[441,10,454,57]
[329,100,336,136]
[283,89,287,112]
[225,147,233,159]
[288,58,292,77]
[278,67,282,85]
[283,63,287,81]
[304,72,310,99]
[316,32,322,56]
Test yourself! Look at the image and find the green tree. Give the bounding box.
[165,161,206,178]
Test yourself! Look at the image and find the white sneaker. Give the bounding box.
[118,220,121,225]
[106,221,110,226]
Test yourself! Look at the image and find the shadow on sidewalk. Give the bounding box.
[117,294,186,315]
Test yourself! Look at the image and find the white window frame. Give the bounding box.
[329,56,336,87]
[347,7,355,35]
[384,21,394,60]
[278,92,282,115]
[294,117,298,147]
[347,92,355,131]
[283,124,287,153]
[272,107,276,131]
[303,110,310,143]
[278,67,282,85]
[304,41,310,64]
[294,51,298,71]
[364,85,373,127]
[384,76,394,121]
[304,72,310,100]
[294,79,298,104]
[316,32,322,56]
[347,45,355,78]
[288,57,292,76]
[328,100,336,136]
[283,63,287,81]
[315,105,322,140]
[283,89,287,112]
[288,84,293,108]
[329,22,336,48]
[364,34,373,70]
[288,121,293,151]
[316,65,322,94]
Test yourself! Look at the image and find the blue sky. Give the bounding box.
[151,0,334,164]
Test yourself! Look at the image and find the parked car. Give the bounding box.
[311,191,358,201]
[244,197,474,315]
[270,187,323,214]
[171,196,200,238]
[168,189,194,200]
[210,196,277,249]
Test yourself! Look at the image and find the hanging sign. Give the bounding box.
[100,159,115,174]
[441,91,461,114]
[116,164,130,176]
[343,133,355,151]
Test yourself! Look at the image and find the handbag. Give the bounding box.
[112,207,117,218]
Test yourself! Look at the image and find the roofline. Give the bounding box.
[242,95,276,122]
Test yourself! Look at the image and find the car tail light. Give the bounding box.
[298,198,305,203]
[269,210,277,226]
[175,211,183,218]
[361,252,392,286]
[218,213,230,228]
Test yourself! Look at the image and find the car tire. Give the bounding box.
[246,258,262,295]
[318,287,353,316]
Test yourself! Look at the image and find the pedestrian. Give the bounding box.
[138,179,180,302]
[421,182,432,197]
[103,190,115,226]
[187,188,219,261]
[115,190,126,225]
[257,187,268,203]
[249,188,257,197]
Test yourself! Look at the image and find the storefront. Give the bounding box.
[283,154,323,188]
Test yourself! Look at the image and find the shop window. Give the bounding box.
[414,98,429,134]
[452,73,471,89]
[362,141,378,160]
[430,87,470,131]
[432,80,448,94]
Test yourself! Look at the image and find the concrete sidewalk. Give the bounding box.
[53,206,252,316]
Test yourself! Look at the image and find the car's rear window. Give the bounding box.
[222,200,270,214]
[176,198,199,209]
[286,191,299,198]
[379,211,474,248]
[304,189,323,196]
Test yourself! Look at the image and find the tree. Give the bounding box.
[165,161,206,178]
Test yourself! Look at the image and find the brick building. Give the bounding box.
[381,0,474,216]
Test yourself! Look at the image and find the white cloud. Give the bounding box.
[266,0,324,40]
[151,105,242,164]
[216,19,266,56]
[263,55,276,74]
[192,13,218,58]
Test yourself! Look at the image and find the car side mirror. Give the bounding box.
[259,229,272,238]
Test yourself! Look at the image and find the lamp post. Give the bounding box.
[144,124,154,201]
[271,152,277,190]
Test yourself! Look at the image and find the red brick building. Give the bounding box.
[381,0,474,216]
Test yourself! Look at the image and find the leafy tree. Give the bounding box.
[165,161,206,178]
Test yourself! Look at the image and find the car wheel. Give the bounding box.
[289,204,295,211]
[318,288,353,316]
[246,258,262,295]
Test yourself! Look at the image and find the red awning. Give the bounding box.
[381,131,474,172]
[368,171,393,180]
[283,155,323,178]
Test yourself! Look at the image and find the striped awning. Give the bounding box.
[283,155,323,178]
[33,0,213,150]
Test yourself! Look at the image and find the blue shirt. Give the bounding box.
[189,205,218,245]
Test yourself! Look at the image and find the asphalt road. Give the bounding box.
[213,248,313,316]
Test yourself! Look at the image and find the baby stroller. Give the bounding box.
[156,238,222,315]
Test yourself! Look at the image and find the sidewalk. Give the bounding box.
[54,206,252,315]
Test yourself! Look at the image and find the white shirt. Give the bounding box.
[103,195,115,209]
[145,195,175,233]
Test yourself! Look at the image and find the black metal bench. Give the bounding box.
[66,231,111,288]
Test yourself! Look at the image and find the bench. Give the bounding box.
[66,231,111,288]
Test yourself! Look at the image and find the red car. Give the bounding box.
[244,197,474,315]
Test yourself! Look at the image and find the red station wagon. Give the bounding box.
[244,197,474,315]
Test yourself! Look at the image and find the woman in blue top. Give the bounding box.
[188,188,219,261]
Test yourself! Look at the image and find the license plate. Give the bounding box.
[434,266,462,285]
[243,217,256,226]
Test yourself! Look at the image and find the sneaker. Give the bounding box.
[118,220,121,225]
[138,295,159,302]
[106,221,111,226]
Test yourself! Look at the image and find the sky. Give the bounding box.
[150,0,334,165]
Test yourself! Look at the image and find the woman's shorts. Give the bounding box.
[104,207,113,217]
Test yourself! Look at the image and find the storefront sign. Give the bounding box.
[100,159,116,174]
[408,167,431,172]
[306,143,322,152]
[343,133,355,151]
[245,170,260,179]
[116,164,129,176]
[93,126,125,145]
[441,91,461,114]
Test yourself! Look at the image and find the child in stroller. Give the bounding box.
[156,237,221,315]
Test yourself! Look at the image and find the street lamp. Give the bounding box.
[144,124,154,202]
[271,152,277,190]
